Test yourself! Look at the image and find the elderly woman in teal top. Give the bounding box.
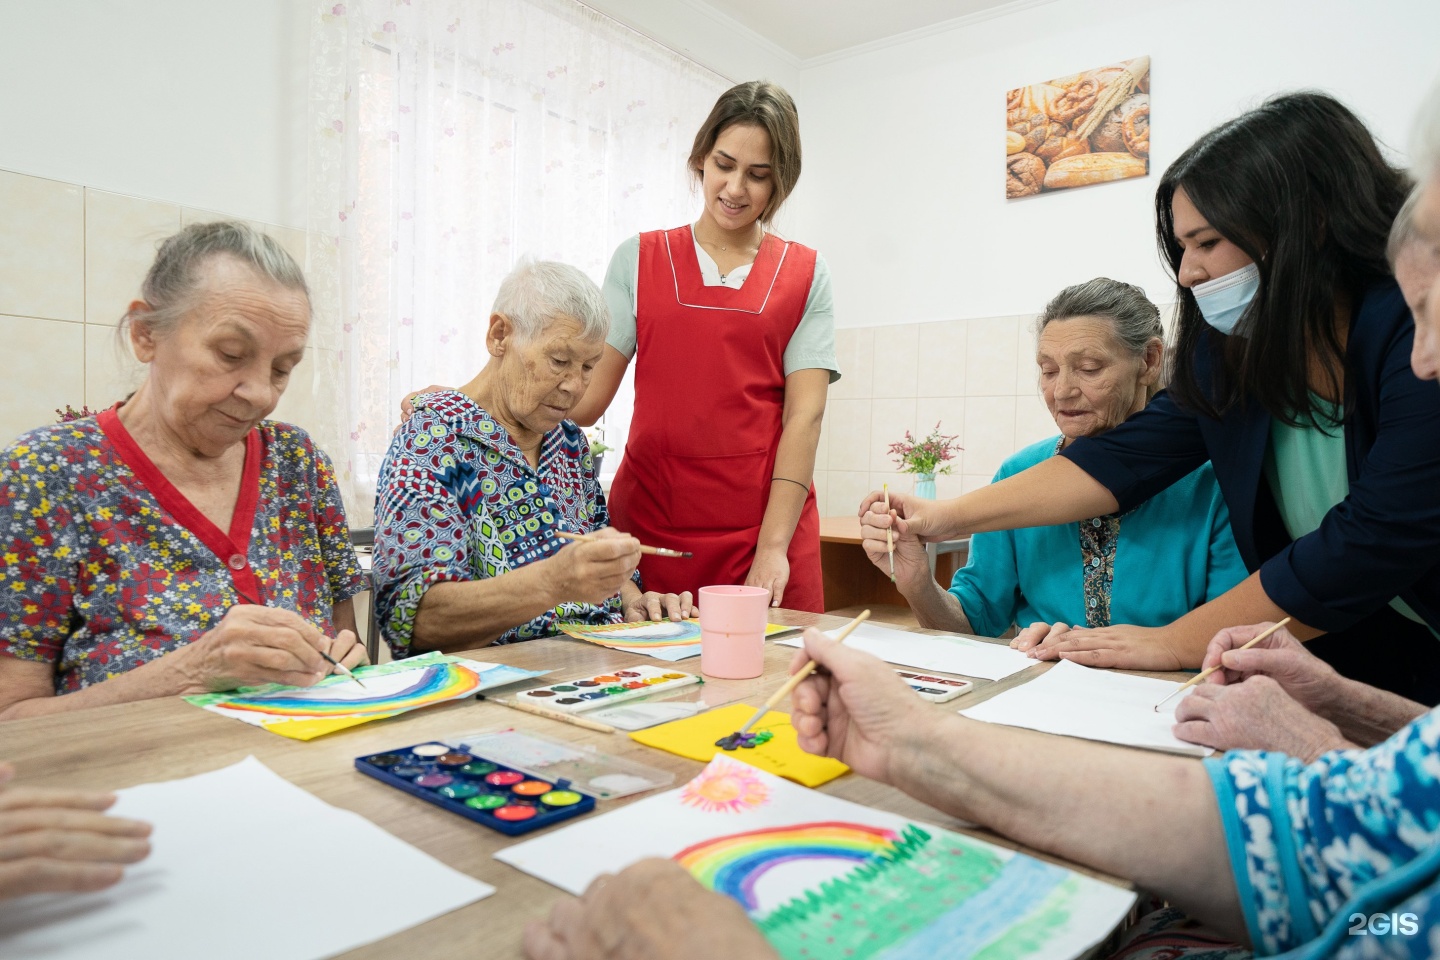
[872,278,1246,651]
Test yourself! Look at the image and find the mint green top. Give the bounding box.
[602,233,840,382]
[1263,397,1432,631]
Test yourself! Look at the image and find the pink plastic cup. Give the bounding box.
[698,585,769,679]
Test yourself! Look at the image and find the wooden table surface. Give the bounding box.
[1,610,1187,958]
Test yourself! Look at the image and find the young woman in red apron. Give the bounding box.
[572,81,836,613]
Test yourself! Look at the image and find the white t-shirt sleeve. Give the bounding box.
[602,235,641,359]
[783,252,840,383]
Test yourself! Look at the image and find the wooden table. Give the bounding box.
[819,515,969,612]
[1,610,1154,958]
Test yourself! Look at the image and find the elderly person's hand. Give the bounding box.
[395,384,448,434]
[858,489,950,545]
[172,605,365,694]
[1010,621,1072,655]
[1196,622,1340,707]
[1172,676,1354,760]
[544,528,642,607]
[1028,623,1183,670]
[523,859,775,960]
[790,627,933,784]
[622,590,695,623]
[0,762,153,900]
[859,499,931,589]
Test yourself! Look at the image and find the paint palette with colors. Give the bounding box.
[516,665,699,712]
[356,742,596,836]
[896,669,973,702]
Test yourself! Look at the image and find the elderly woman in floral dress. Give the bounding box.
[374,260,689,656]
[0,222,367,719]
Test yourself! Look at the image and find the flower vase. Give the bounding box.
[913,472,936,499]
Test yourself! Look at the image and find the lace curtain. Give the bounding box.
[306,0,730,524]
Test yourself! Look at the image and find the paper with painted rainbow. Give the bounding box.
[496,754,1134,959]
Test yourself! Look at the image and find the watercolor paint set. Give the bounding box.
[355,741,596,835]
[895,669,973,702]
[455,729,674,798]
[514,665,699,712]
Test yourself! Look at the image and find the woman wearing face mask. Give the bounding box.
[567,81,837,612]
[861,92,1440,704]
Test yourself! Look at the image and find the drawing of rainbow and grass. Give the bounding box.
[496,754,1134,959]
[185,652,544,740]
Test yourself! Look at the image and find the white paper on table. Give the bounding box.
[960,659,1214,756]
[0,757,494,960]
[496,754,1135,960]
[778,621,1034,681]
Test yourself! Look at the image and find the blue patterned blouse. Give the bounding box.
[1206,708,1440,958]
[372,391,628,655]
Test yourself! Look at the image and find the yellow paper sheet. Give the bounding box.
[629,703,848,788]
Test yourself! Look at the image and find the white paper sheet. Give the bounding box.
[779,621,1035,681]
[960,659,1213,756]
[0,757,494,960]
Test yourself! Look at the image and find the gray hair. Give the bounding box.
[121,221,310,338]
[1388,184,1425,268]
[1035,278,1165,395]
[492,259,609,342]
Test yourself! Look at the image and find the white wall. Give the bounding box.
[0,0,311,228]
[787,0,1440,329]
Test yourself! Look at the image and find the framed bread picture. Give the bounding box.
[1006,56,1150,199]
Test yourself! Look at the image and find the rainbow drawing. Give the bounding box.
[673,821,900,912]
[216,662,482,718]
[558,620,704,648]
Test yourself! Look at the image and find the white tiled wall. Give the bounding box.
[0,167,335,468]
[817,315,1051,516]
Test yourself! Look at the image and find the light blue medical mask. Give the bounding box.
[1191,262,1259,335]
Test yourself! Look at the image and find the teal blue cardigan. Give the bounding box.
[949,435,1247,637]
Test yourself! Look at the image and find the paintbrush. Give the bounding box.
[320,650,367,688]
[725,609,872,743]
[883,483,895,582]
[553,529,693,558]
[1152,617,1293,712]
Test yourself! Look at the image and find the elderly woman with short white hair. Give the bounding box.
[373,260,691,655]
[0,222,368,719]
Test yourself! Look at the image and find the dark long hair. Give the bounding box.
[1157,92,1410,425]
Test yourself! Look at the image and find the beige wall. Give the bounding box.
[0,167,335,460]
[815,314,1057,518]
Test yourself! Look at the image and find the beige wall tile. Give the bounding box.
[0,315,85,446]
[871,470,910,500]
[811,471,829,517]
[870,322,918,399]
[0,172,84,323]
[933,472,966,501]
[829,326,873,399]
[825,397,871,471]
[1014,314,1040,395]
[917,318,966,398]
[264,223,309,272]
[85,189,181,326]
[85,323,144,411]
[826,470,870,520]
[869,398,916,472]
[965,316,1018,396]
[1014,393,1059,451]
[180,207,228,226]
[961,395,1016,477]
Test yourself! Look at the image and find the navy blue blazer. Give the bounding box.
[1063,280,1440,634]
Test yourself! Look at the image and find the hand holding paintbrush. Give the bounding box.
[1153,617,1293,712]
[553,529,692,558]
[721,610,872,746]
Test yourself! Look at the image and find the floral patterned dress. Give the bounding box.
[0,407,365,693]
[1206,708,1440,958]
[372,391,632,655]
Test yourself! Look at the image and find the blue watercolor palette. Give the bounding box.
[356,741,596,836]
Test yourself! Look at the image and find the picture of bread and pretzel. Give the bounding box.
[1005,56,1150,198]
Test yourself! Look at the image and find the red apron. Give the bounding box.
[608,225,824,612]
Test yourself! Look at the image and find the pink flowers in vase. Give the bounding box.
[887,422,961,477]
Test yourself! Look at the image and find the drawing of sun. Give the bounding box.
[681,764,770,814]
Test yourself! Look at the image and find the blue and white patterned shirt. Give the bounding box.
[1206,708,1440,958]
[372,391,628,655]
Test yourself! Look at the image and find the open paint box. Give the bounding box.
[356,741,596,836]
